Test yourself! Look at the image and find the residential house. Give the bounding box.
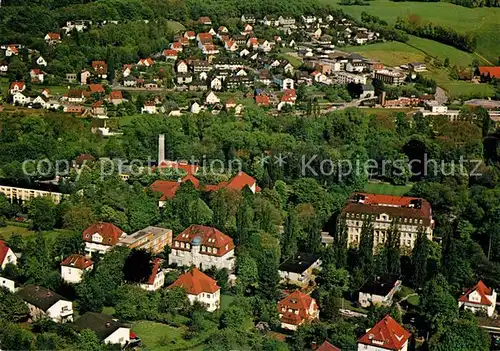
[92,101,106,117]
[0,276,17,293]
[240,49,250,57]
[89,83,105,94]
[197,33,213,48]
[334,72,367,85]
[36,56,47,67]
[45,32,61,45]
[224,40,238,52]
[0,61,8,73]
[210,77,223,90]
[169,225,235,271]
[361,84,375,99]
[32,95,49,108]
[458,280,497,317]
[169,268,220,312]
[255,94,270,106]
[123,76,137,87]
[30,69,45,83]
[273,75,294,90]
[241,14,256,24]
[139,258,165,291]
[315,341,341,351]
[409,62,426,72]
[12,92,28,105]
[278,252,322,287]
[357,315,411,351]
[82,222,127,256]
[199,16,212,25]
[176,73,193,85]
[118,226,172,254]
[263,16,280,27]
[302,15,317,24]
[163,49,178,61]
[247,37,259,50]
[74,312,130,346]
[354,32,369,45]
[277,291,319,331]
[137,58,154,67]
[80,70,91,84]
[184,31,196,40]
[67,89,85,103]
[142,101,157,114]
[5,45,19,56]
[242,23,253,32]
[205,91,220,104]
[92,61,108,79]
[340,193,434,250]
[17,285,73,323]
[0,240,17,268]
[478,66,500,80]
[283,63,295,75]
[279,16,296,26]
[9,81,25,95]
[191,101,202,114]
[358,275,402,308]
[202,44,219,55]
[226,76,252,89]
[258,40,272,52]
[66,73,77,83]
[225,98,237,110]
[107,90,124,105]
[170,41,183,52]
[60,254,93,284]
[177,60,189,73]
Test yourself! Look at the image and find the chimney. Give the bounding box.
[158,134,165,164]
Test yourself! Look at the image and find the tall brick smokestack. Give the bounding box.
[158,134,165,164]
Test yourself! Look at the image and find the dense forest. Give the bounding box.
[391,0,500,7]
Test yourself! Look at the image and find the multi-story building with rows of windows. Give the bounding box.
[340,193,434,250]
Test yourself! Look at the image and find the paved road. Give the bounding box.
[435,86,448,105]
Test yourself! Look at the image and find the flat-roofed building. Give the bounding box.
[118,226,172,254]
[374,69,406,85]
[0,185,64,204]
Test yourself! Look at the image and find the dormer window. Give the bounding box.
[175,241,179,247]
[213,248,218,254]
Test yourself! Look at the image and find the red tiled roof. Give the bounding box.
[10,81,25,90]
[163,49,178,57]
[150,175,199,200]
[0,241,12,266]
[277,291,317,326]
[61,254,93,269]
[174,225,234,257]
[458,280,494,306]
[92,100,103,108]
[171,42,182,48]
[46,32,61,40]
[479,66,500,79]
[255,95,270,106]
[139,58,154,65]
[198,33,212,41]
[8,45,19,53]
[358,315,411,350]
[199,16,211,24]
[89,84,105,93]
[146,258,162,285]
[157,161,199,175]
[122,64,133,72]
[169,267,219,295]
[185,31,195,38]
[92,61,107,73]
[317,341,341,351]
[82,222,125,246]
[224,171,260,192]
[109,90,123,100]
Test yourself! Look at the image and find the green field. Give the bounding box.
[330,0,500,63]
[167,20,186,33]
[363,182,413,196]
[131,320,204,351]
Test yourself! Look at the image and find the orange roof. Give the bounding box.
[157,160,199,175]
[109,90,122,100]
[91,60,107,73]
[82,222,125,246]
[185,31,195,38]
[248,37,258,45]
[317,341,341,351]
[169,267,219,295]
[46,32,60,40]
[10,81,25,90]
[150,175,199,200]
[173,225,234,257]
[92,100,103,108]
[479,66,500,79]
[458,280,494,306]
[199,16,211,23]
[139,58,154,65]
[89,84,105,93]
[61,254,93,269]
[163,49,178,56]
[8,45,18,53]
[277,291,317,325]
[255,95,270,106]
[171,42,182,48]
[358,315,410,350]
[146,258,163,285]
[224,171,259,191]
[198,33,212,41]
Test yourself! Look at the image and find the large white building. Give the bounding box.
[60,254,93,284]
[341,193,434,251]
[17,285,73,323]
[74,312,130,346]
[83,222,127,256]
[458,280,497,317]
[0,185,64,204]
[358,315,410,351]
[169,268,220,312]
[169,225,235,271]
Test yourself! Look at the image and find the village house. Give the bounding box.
[163,49,178,61]
[74,312,130,346]
[17,285,73,323]
[12,92,27,105]
[92,60,108,78]
[358,275,402,308]
[277,291,319,331]
[334,71,367,85]
[278,252,322,287]
[82,222,127,256]
[0,61,8,73]
[137,57,154,67]
[458,280,497,317]
[169,268,220,312]
[92,101,106,117]
[361,84,375,99]
[80,70,91,84]
[191,101,202,114]
[199,16,212,25]
[0,276,17,293]
[224,40,238,52]
[263,16,280,27]
[176,60,189,73]
[139,258,165,291]
[5,45,19,56]
[60,254,93,284]
[184,31,196,40]
[118,226,172,254]
[210,77,223,90]
[273,75,294,90]
[255,94,270,106]
[170,41,183,52]
[9,81,25,95]
[205,91,220,104]
[107,90,124,105]
[279,16,296,26]
[357,315,411,351]
[226,75,252,89]
[241,14,256,24]
[409,62,426,72]
[30,69,45,83]
[89,83,105,94]
[340,193,434,250]
[169,225,235,271]
[32,95,49,109]
[0,240,17,268]
[315,341,341,351]
[141,101,158,114]
[45,32,61,45]
[176,73,193,85]
[123,76,137,87]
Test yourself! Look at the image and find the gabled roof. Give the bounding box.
[9,81,25,90]
[7,45,19,53]
[61,254,93,270]
[277,291,316,325]
[88,83,105,93]
[0,241,12,266]
[17,285,67,311]
[82,222,125,246]
[150,175,199,200]
[255,94,270,106]
[157,160,199,175]
[358,315,411,350]
[317,341,341,351]
[174,225,234,257]
[478,66,500,79]
[109,90,123,100]
[458,280,494,306]
[46,32,61,40]
[163,49,178,56]
[74,312,126,341]
[145,258,163,285]
[168,267,219,295]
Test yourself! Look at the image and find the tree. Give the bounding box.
[28,196,56,231]
[385,223,401,275]
[333,221,348,268]
[75,330,104,351]
[257,246,280,300]
[0,287,30,322]
[235,252,259,295]
[35,332,65,351]
[123,249,153,283]
[443,57,450,67]
[236,197,254,246]
[411,227,429,288]
[220,305,253,331]
[420,274,458,333]
[429,314,489,351]
[358,219,374,279]
[114,284,156,321]
[281,207,300,260]
[0,322,34,351]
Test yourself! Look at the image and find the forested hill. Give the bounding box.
[0,0,340,43]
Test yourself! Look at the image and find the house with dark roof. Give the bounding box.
[169,225,235,271]
[60,254,93,284]
[278,252,321,287]
[358,274,402,308]
[458,280,497,317]
[17,285,73,323]
[169,268,220,311]
[83,222,127,256]
[277,291,319,330]
[341,193,434,250]
[74,312,130,346]
[357,315,410,351]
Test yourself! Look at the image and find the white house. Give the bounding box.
[205,91,220,104]
[60,254,93,284]
[169,225,235,271]
[357,315,410,351]
[139,259,165,291]
[17,285,73,323]
[5,45,19,56]
[0,62,8,73]
[177,60,188,73]
[141,102,157,114]
[9,81,25,95]
[191,102,202,114]
[240,49,250,57]
[0,276,17,293]
[12,92,28,106]
[458,280,497,317]
[358,275,402,308]
[74,312,130,346]
[0,240,17,268]
[169,268,220,312]
[82,222,127,257]
[210,77,223,90]
[278,252,321,287]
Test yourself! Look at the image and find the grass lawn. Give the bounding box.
[167,20,185,33]
[340,298,369,314]
[131,320,206,351]
[328,0,500,63]
[277,53,303,68]
[421,68,495,99]
[363,182,413,196]
[220,294,236,310]
[360,107,414,118]
[397,286,420,306]
[0,225,32,238]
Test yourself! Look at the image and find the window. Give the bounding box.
[175,241,179,247]
[213,248,218,254]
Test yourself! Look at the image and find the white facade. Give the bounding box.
[459,290,497,317]
[1,247,17,268]
[61,264,93,284]
[0,185,64,204]
[210,78,222,90]
[169,244,235,271]
[37,56,47,66]
[187,289,220,312]
[334,72,367,85]
[205,92,220,104]
[177,61,188,73]
[27,299,73,323]
[104,327,130,346]
[0,276,16,292]
[357,341,408,351]
[139,269,165,292]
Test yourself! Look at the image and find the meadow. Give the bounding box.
[363,181,413,196]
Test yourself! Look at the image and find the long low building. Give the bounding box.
[0,184,65,204]
[118,226,172,254]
